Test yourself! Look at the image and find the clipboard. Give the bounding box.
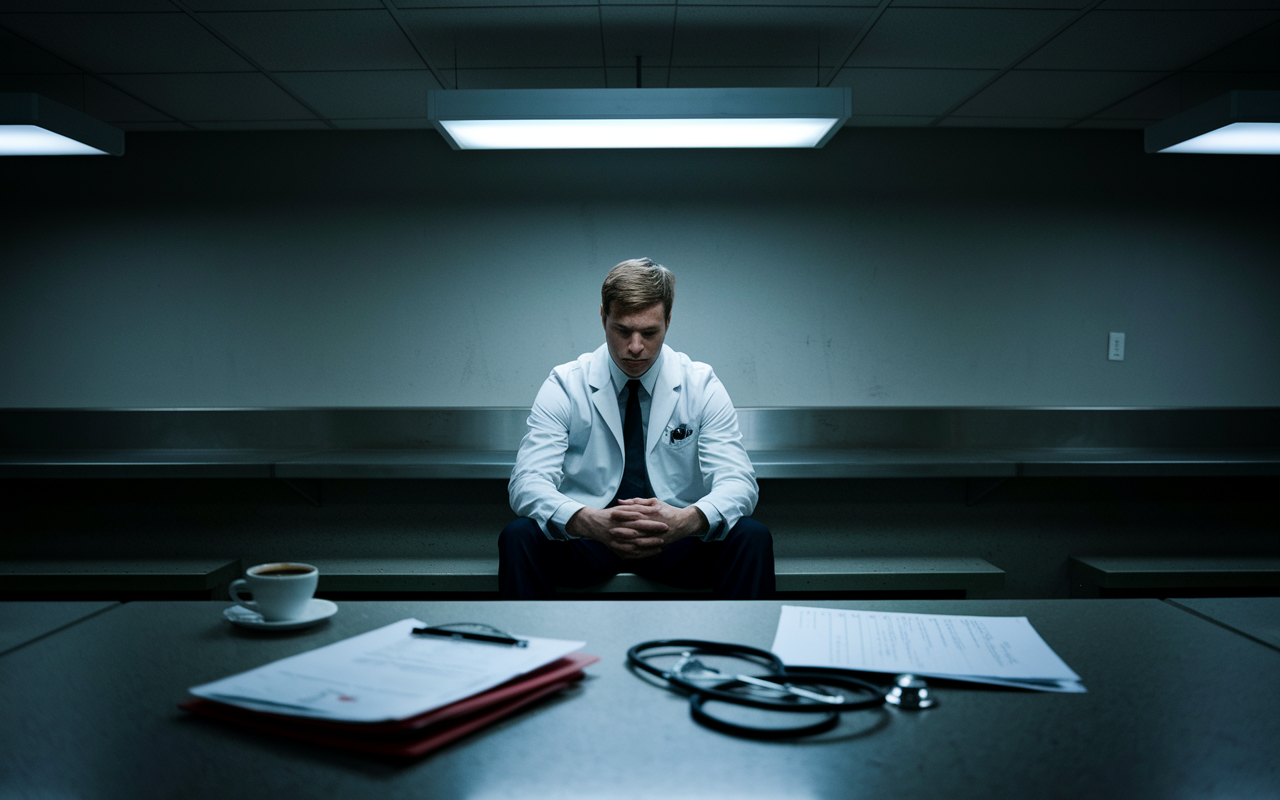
[181,652,599,758]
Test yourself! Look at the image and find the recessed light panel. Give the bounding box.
[429,88,852,150]
[0,93,124,156]
[439,117,842,150]
[1146,91,1280,155]
[0,124,111,156]
[1155,122,1280,155]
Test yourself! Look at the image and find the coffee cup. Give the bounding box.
[228,562,318,621]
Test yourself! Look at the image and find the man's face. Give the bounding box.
[602,302,669,378]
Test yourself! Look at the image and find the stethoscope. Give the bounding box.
[628,639,935,739]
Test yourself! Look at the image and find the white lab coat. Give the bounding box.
[509,343,758,541]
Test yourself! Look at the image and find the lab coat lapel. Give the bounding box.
[588,345,625,455]
[647,346,680,456]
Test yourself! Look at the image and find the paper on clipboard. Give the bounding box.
[190,618,586,723]
[770,605,1085,693]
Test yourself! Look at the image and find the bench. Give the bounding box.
[0,559,242,600]
[308,556,1005,599]
[4,408,1280,483]
[1068,556,1280,598]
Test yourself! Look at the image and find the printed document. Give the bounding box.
[771,605,1085,693]
[190,618,586,722]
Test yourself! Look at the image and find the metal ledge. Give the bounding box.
[1070,556,1280,590]
[5,407,1280,451]
[308,556,1005,594]
[0,559,241,593]
[3,408,1279,480]
[4,447,1278,480]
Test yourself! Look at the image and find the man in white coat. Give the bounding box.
[500,258,775,599]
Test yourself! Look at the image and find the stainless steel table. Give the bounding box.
[1,599,1278,800]
[0,600,118,656]
[1167,596,1280,652]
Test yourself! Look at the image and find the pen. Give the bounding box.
[412,626,528,647]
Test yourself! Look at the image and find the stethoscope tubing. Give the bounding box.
[628,639,888,737]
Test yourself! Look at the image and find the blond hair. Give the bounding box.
[601,258,675,320]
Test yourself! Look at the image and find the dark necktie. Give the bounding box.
[616,379,651,502]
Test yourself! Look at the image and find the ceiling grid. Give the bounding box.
[171,0,335,128]
[0,0,1275,132]
[927,0,1106,126]
[0,15,195,131]
[381,0,454,91]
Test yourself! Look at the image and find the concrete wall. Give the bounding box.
[4,128,1278,599]
[3,128,1279,409]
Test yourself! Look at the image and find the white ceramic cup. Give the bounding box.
[228,562,319,622]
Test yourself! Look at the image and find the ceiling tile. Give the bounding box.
[671,6,873,68]
[0,27,79,72]
[1189,18,1280,70]
[104,72,318,121]
[953,69,1164,117]
[0,72,174,122]
[0,1,174,10]
[831,67,999,115]
[1087,73,1182,118]
[844,114,935,126]
[403,7,603,69]
[1180,70,1280,107]
[332,118,432,129]
[1071,118,1149,127]
[938,115,1075,126]
[85,75,174,122]
[601,5,675,67]
[666,66,826,87]
[1100,0,1280,9]
[0,73,85,108]
[891,0,1088,7]
[676,0,877,5]
[1080,71,1280,125]
[114,121,191,130]
[400,0,596,6]
[1021,9,1280,70]
[456,67,607,89]
[277,70,440,119]
[0,12,253,73]
[200,11,426,72]
[188,1,382,9]
[847,8,1079,69]
[192,119,330,129]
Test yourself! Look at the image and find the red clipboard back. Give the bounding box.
[180,652,599,759]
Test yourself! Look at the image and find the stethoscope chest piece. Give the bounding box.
[884,674,937,710]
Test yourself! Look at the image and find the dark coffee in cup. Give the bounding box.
[253,565,314,577]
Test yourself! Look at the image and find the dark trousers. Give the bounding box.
[498,516,776,600]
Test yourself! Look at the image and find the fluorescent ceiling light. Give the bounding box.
[1145,91,1280,155]
[0,93,124,156]
[428,88,851,150]
[1156,122,1280,155]
[441,118,841,150]
[0,124,112,155]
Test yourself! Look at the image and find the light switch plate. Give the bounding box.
[1109,332,1125,361]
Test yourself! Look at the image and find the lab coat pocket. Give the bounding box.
[659,424,699,494]
[663,424,697,452]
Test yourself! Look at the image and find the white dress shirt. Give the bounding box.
[509,343,757,541]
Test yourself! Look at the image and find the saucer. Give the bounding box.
[223,598,338,631]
